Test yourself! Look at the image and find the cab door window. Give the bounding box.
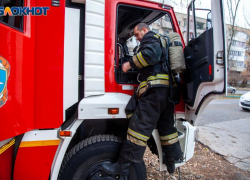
[115,4,174,84]
[187,0,212,42]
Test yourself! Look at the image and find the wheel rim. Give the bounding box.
[80,161,129,180]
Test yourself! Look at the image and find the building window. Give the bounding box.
[184,18,187,26]
[196,22,205,30]
[178,21,181,26]
[237,61,244,67]
[245,55,247,59]
[0,0,24,30]
[152,29,159,34]
[164,30,169,36]
[165,16,170,22]
[189,32,194,39]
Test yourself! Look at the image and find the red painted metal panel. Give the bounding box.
[0,0,65,141]
[0,142,14,180]
[0,1,36,141]
[104,0,185,112]
[33,0,65,128]
[14,145,59,180]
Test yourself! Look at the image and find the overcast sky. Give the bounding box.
[170,0,250,29]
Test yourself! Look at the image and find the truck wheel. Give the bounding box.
[58,135,147,180]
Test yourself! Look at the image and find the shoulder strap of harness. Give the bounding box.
[156,34,181,105]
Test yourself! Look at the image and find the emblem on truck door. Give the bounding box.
[0,56,10,108]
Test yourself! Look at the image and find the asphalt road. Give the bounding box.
[236,90,249,95]
[197,98,250,126]
[197,97,250,172]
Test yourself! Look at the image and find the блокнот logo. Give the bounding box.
[0,7,49,16]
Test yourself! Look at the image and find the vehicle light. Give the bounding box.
[59,131,71,137]
[108,108,119,115]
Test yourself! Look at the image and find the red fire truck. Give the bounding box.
[0,0,226,179]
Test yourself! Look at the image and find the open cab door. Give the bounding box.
[183,0,227,125]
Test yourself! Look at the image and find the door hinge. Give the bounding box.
[52,0,60,6]
[79,75,83,80]
[216,51,224,65]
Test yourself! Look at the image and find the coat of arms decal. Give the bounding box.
[0,56,10,108]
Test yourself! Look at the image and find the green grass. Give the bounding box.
[217,94,241,99]
[236,87,250,91]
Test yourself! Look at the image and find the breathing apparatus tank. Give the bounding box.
[160,32,186,74]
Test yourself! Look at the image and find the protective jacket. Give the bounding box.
[129,31,165,81]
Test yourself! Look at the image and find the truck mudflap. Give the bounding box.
[152,120,197,171]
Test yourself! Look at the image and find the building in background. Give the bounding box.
[150,12,250,74]
[226,26,250,72]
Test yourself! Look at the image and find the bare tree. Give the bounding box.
[228,70,240,86]
[226,0,241,66]
[240,68,250,87]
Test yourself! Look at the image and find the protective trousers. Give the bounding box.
[120,87,183,163]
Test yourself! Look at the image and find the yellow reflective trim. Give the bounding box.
[160,132,178,141]
[138,86,148,96]
[149,79,170,86]
[127,135,147,146]
[147,76,156,80]
[20,140,60,147]
[127,113,133,119]
[128,128,149,141]
[138,52,149,67]
[139,81,147,89]
[154,34,160,38]
[161,137,179,145]
[0,139,15,154]
[147,74,169,81]
[136,53,144,67]
[136,52,149,67]
[156,74,169,77]
[133,55,143,68]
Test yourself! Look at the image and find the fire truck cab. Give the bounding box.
[0,0,226,179]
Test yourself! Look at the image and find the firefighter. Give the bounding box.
[101,23,183,176]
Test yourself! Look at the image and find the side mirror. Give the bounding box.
[206,11,212,30]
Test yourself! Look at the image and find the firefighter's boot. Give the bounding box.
[165,159,175,174]
[101,156,131,175]
[163,142,183,174]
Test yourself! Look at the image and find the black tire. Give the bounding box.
[231,89,236,94]
[58,135,147,180]
[242,108,249,111]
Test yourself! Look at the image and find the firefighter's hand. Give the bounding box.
[122,62,132,73]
